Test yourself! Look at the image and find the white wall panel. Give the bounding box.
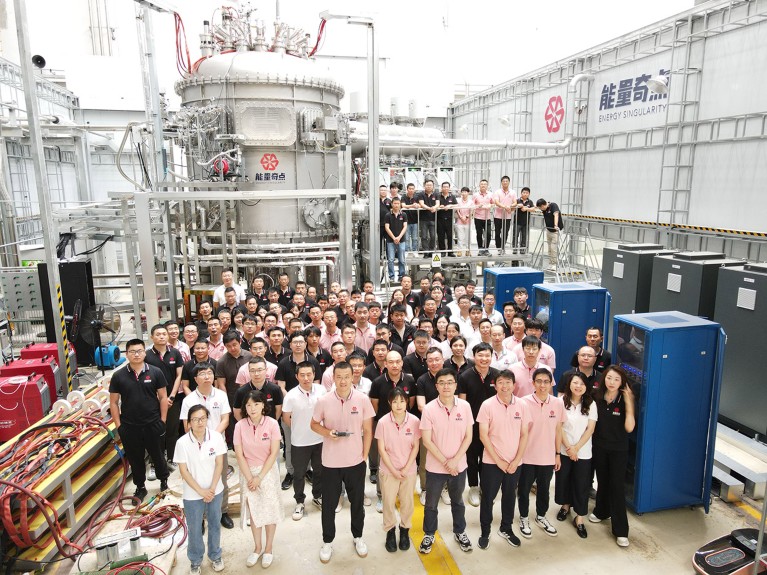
[689,141,767,231]
[699,22,767,121]
[529,156,565,204]
[581,149,662,221]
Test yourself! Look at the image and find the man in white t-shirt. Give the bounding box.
[212,269,246,309]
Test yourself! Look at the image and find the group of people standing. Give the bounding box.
[108,272,636,572]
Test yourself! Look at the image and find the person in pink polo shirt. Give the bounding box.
[233,390,283,568]
[376,387,421,553]
[472,179,493,256]
[517,368,566,540]
[311,362,375,564]
[419,368,474,555]
[510,336,553,398]
[492,176,517,255]
[476,369,530,550]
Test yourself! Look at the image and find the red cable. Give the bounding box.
[308,19,326,57]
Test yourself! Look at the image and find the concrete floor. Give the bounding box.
[153,452,762,575]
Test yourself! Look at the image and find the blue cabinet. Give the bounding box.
[531,282,610,375]
[613,311,725,513]
[483,267,544,312]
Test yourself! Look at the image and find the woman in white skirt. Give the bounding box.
[454,186,473,256]
[234,390,284,568]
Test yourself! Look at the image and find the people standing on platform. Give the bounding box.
[590,365,635,548]
[180,363,233,530]
[376,387,421,553]
[402,183,420,253]
[455,187,473,257]
[493,176,517,255]
[554,371,597,539]
[437,182,457,257]
[476,369,530,549]
[109,339,170,501]
[384,197,408,282]
[418,368,474,555]
[417,180,438,256]
[517,368,566,540]
[513,187,534,250]
[379,185,392,255]
[234,390,283,568]
[311,362,375,564]
[473,179,493,256]
[175,404,227,575]
[536,198,564,271]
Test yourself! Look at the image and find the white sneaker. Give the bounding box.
[419,490,426,506]
[363,495,371,506]
[375,498,383,513]
[535,515,558,536]
[440,487,450,505]
[292,503,304,521]
[353,537,368,558]
[319,543,333,563]
[147,465,156,481]
[335,498,343,513]
[588,513,602,523]
[467,486,481,507]
[246,552,260,567]
[190,566,201,575]
[211,559,224,572]
[616,537,630,547]
[519,517,532,539]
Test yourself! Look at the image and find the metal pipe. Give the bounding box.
[198,237,340,251]
[191,249,340,260]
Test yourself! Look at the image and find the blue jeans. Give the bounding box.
[386,241,406,280]
[185,492,223,568]
[423,470,466,536]
[406,224,419,252]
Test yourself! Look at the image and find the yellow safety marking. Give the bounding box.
[563,213,767,238]
[56,285,72,389]
[409,493,462,575]
[734,500,763,521]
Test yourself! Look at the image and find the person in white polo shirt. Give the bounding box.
[174,405,227,575]
[282,361,327,521]
[311,362,375,564]
[476,369,530,550]
[418,367,474,555]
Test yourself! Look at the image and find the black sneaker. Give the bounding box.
[312,497,322,509]
[370,471,378,485]
[281,473,293,490]
[498,527,521,547]
[305,469,313,484]
[133,486,148,502]
[478,535,490,550]
[159,480,168,492]
[454,532,473,553]
[419,535,434,554]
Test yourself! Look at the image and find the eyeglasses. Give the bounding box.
[249,368,267,373]
[436,381,456,386]
[533,379,552,384]
[126,349,145,355]
[190,416,208,423]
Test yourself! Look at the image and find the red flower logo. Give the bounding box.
[260,153,279,170]
[263,433,268,438]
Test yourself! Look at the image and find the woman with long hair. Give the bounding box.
[444,335,474,376]
[554,371,597,538]
[234,390,284,568]
[589,365,635,548]
[387,289,414,322]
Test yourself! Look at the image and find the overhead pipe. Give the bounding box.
[347,73,595,151]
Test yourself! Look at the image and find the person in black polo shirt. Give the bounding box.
[366,325,404,366]
[559,346,600,393]
[403,330,430,382]
[265,326,288,365]
[569,327,612,374]
[215,332,252,456]
[109,339,170,501]
[277,273,295,308]
[363,340,389,381]
[194,300,214,337]
[402,184,420,253]
[233,357,283,421]
[536,198,564,270]
[144,324,184,470]
[436,182,458,257]
[305,326,332,381]
[513,187,534,250]
[417,180,438,256]
[457,342,499,509]
[181,338,218,395]
[384,197,408,282]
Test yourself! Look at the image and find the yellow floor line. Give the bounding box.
[409,493,462,575]
[734,500,763,521]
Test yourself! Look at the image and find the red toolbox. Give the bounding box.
[0,374,51,443]
[19,342,76,394]
[0,357,60,401]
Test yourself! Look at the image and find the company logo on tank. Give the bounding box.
[254,152,286,183]
[597,68,669,125]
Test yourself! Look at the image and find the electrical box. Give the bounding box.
[0,357,61,401]
[531,282,610,377]
[601,244,675,330]
[483,267,544,312]
[0,268,43,313]
[714,263,767,440]
[613,311,725,513]
[649,252,742,319]
[0,374,51,443]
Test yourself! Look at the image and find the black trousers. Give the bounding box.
[120,419,169,487]
[592,446,629,537]
[291,442,323,503]
[466,427,484,487]
[479,463,521,535]
[554,456,592,517]
[475,219,491,249]
[321,461,366,543]
[436,219,453,252]
[164,399,182,460]
[513,223,528,248]
[517,463,554,518]
[494,218,512,250]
